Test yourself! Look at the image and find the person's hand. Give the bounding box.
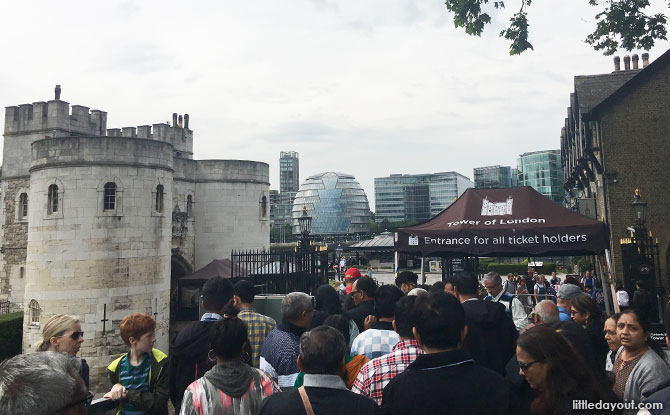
[103,383,127,400]
[364,315,377,330]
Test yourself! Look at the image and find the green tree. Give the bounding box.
[444,0,667,55]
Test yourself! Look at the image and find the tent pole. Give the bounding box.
[394,251,399,277]
[602,249,619,313]
[597,254,614,315]
[421,256,426,284]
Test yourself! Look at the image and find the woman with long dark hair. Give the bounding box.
[517,325,612,414]
[570,294,609,372]
[179,306,279,415]
[612,309,670,403]
[310,284,359,349]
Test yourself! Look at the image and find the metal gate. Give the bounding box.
[230,248,329,294]
[620,231,662,322]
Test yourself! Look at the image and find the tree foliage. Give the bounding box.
[444,0,667,55]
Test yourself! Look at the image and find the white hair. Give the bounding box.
[533,300,560,325]
[483,271,502,286]
[0,352,81,415]
[281,292,313,322]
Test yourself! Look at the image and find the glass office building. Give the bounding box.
[473,165,514,189]
[280,151,299,193]
[517,150,565,203]
[292,172,370,235]
[374,172,473,223]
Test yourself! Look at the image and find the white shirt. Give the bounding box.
[491,289,528,331]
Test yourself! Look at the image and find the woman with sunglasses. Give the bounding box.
[179,306,279,415]
[517,325,612,414]
[34,314,89,388]
[612,309,670,404]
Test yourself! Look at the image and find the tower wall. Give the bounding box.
[193,160,270,269]
[23,136,173,393]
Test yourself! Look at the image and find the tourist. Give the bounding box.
[344,267,362,295]
[556,283,583,321]
[483,271,529,331]
[170,277,234,411]
[550,271,561,287]
[515,276,531,308]
[105,313,169,415]
[534,274,549,303]
[310,284,359,349]
[592,277,607,313]
[0,352,91,415]
[603,313,622,372]
[616,286,630,311]
[444,276,458,296]
[366,266,373,278]
[260,326,377,415]
[530,299,560,327]
[394,270,418,294]
[612,309,670,403]
[582,270,594,292]
[295,314,368,389]
[233,280,277,368]
[344,277,376,332]
[260,292,313,388]
[516,325,612,415]
[502,273,517,295]
[352,295,423,405]
[382,292,511,414]
[34,314,89,388]
[430,281,445,293]
[570,294,609,372]
[179,306,279,415]
[458,272,517,375]
[350,284,403,359]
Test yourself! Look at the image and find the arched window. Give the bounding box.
[260,195,268,218]
[104,182,116,210]
[18,193,28,220]
[186,195,193,217]
[155,185,164,213]
[48,184,59,214]
[28,299,40,326]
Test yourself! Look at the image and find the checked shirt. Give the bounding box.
[351,339,424,406]
[238,306,276,368]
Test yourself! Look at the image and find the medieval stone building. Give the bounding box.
[0,86,270,391]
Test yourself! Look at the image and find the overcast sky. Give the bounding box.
[1,0,668,209]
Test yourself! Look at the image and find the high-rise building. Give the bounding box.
[374,172,473,223]
[473,165,514,189]
[279,151,299,193]
[271,151,300,227]
[517,150,565,203]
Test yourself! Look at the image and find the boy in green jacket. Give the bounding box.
[104,313,169,415]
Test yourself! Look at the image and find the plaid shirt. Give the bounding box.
[351,339,424,406]
[238,306,276,368]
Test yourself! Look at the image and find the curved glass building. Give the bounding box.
[292,172,370,235]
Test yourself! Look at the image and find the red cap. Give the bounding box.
[344,268,362,281]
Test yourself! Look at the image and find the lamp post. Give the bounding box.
[297,205,312,252]
[632,189,647,230]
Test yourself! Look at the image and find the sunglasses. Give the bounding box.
[58,331,84,340]
[518,360,539,372]
[50,391,94,414]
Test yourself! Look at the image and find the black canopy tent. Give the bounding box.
[395,187,609,256]
[394,187,614,313]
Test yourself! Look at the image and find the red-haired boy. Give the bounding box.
[104,313,169,415]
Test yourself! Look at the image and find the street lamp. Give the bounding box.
[632,189,647,226]
[298,205,312,251]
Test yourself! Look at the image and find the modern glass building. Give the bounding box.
[280,151,299,193]
[517,150,565,203]
[473,165,514,189]
[374,172,473,223]
[292,172,370,235]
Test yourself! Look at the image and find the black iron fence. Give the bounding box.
[231,248,329,294]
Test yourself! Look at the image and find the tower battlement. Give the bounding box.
[107,116,193,158]
[4,100,107,137]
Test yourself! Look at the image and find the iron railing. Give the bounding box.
[0,300,10,315]
[230,249,329,294]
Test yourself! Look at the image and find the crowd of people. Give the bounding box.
[2,269,670,415]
